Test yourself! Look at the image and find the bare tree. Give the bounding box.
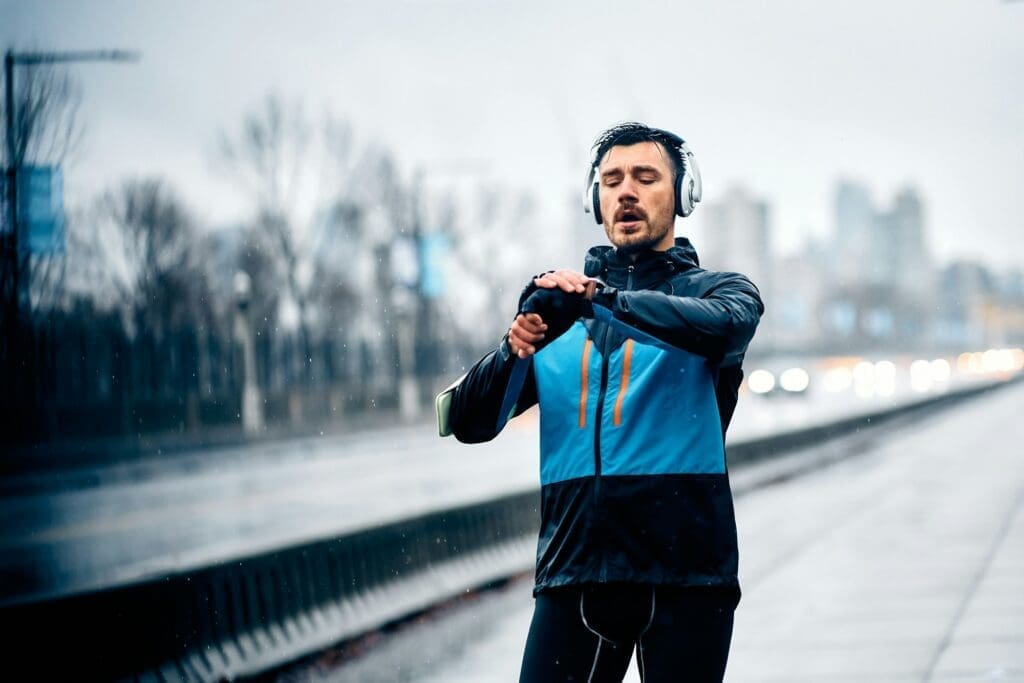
[84,178,208,339]
[217,95,324,382]
[3,60,83,169]
[446,183,537,345]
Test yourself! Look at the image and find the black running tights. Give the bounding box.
[519,583,735,682]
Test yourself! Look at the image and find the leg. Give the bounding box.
[636,588,736,683]
[520,587,634,683]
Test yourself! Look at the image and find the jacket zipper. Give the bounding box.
[595,263,636,582]
[593,354,610,487]
[593,351,610,582]
[594,264,633,487]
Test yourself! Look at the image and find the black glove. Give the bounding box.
[519,287,592,348]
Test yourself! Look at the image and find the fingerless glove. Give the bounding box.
[520,288,592,348]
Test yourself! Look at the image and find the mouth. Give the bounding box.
[615,209,645,229]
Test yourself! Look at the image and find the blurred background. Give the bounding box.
[2,1,1023,681]
[2,0,1023,445]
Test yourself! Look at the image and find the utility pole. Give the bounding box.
[2,48,138,444]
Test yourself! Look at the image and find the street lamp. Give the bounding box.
[4,49,139,320]
[2,48,138,443]
[234,271,264,433]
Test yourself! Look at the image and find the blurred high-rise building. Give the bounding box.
[700,186,772,297]
[833,180,876,285]
[936,261,1024,348]
[822,180,936,350]
[936,260,996,348]
[832,180,932,292]
[878,187,932,296]
[700,186,773,347]
[772,240,830,351]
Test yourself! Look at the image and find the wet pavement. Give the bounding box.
[308,377,1024,681]
[0,361,995,605]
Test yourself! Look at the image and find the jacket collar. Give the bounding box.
[584,237,701,279]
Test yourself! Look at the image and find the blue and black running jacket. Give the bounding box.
[449,238,763,597]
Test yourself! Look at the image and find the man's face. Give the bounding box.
[597,141,677,253]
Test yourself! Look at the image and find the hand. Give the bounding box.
[533,269,592,295]
[508,312,548,359]
[520,287,590,346]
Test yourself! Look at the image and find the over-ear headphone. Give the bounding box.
[583,128,702,225]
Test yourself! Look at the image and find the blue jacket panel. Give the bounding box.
[533,315,725,486]
[533,322,599,485]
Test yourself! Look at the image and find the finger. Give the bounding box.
[554,269,590,286]
[507,330,532,357]
[512,318,545,342]
[519,313,548,333]
[511,323,544,344]
[546,274,578,292]
[533,276,558,289]
[525,313,547,327]
[548,270,589,292]
[536,273,581,293]
[510,334,536,356]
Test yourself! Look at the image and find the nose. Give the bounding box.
[616,177,639,204]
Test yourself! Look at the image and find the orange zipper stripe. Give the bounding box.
[613,340,634,427]
[579,339,592,428]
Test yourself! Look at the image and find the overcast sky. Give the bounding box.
[4,0,1023,270]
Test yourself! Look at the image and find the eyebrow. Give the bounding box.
[600,164,663,180]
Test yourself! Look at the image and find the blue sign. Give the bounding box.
[420,233,449,298]
[17,165,65,254]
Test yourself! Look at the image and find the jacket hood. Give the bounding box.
[584,237,701,278]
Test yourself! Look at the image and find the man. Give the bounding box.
[440,122,763,681]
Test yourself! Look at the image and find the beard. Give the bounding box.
[605,219,673,254]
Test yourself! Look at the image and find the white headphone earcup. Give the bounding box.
[680,172,695,217]
[678,144,701,217]
[582,165,603,224]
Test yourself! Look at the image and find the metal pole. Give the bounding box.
[3,52,14,239]
[4,52,15,240]
[3,51,21,412]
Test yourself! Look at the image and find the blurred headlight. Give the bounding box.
[747,369,776,394]
[779,367,810,393]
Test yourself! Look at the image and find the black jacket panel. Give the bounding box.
[536,474,739,593]
[585,239,764,367]
[450,340,537,444]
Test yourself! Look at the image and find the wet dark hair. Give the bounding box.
[591,122,686,180]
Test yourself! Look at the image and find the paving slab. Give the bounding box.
[729,379,1024,682]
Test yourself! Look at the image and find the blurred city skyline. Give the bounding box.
[3,0,1023,270]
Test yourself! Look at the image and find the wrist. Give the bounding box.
[589,285,618,311]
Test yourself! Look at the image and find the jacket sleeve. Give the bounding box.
[591,272,764,366]
[449,336,539,443]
